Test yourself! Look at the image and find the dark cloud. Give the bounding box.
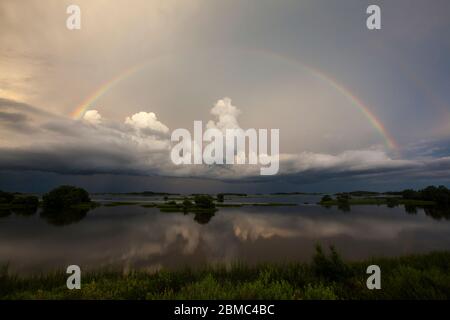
[0,145,139,176]
[0,111,28,123]
[0,98,54,117]
[0,98,62,134]
[0,109,36,133]
[0,97,450,192]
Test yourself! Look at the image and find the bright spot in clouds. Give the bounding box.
[125,112,169,134]
[83,110,102,125]
[207,97,241,131]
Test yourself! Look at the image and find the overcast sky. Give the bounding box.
[1,0,450,193]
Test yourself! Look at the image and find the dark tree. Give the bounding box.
[420,185,450,206]
[401,185,450,206]
[0,191,14,204]
[401,189,419,200]
[42,185,91,209]
[217,193,225,202]
[11,195,39,207]
[194,195,216,209]
[182,198,193,208]
[336,193,351,202]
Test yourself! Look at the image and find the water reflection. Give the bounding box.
[12,207,38,217]
[0,206,38,218]
[0,204,217,226]
[423,206,450,220]
[401,205,450,220]
[40,208,89,226]
[337,202,351,212]
[192,211,215,224]
[0,209,11,218]
[1,201,450,273]
[404,204,418,214]
[326,202,450,218]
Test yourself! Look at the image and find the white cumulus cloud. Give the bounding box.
[125,111,169,134]
[83,110,102,125]
[206,97,241,131]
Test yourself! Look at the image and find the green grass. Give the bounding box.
[1,249,450,300]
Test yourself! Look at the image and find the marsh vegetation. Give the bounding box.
[1,248,449,300]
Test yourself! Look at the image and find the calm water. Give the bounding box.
[1,195,450,273]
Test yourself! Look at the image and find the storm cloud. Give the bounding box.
[0,97,449,190]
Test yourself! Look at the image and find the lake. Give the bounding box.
[1,194,450,274]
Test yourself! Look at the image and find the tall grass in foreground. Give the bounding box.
[1,247,450,300]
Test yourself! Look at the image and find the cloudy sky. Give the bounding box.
[1,0,450,193]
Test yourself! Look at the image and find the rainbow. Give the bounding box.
[71,63,146,119]
[71,48,398,150]
[308,67,398,150]
[249,49,398,150]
